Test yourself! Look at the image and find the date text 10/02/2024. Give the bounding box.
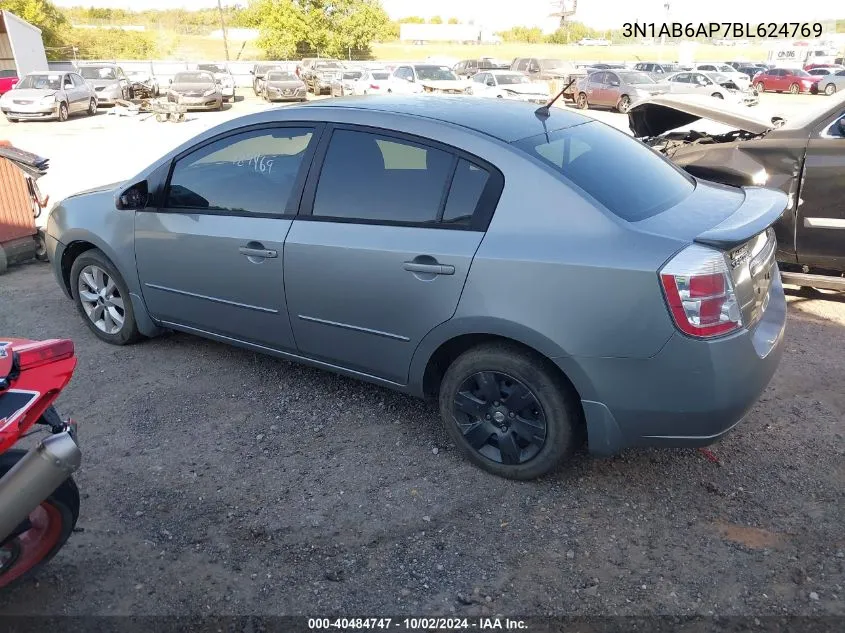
[308,618,528,630]
[622,23,823,39]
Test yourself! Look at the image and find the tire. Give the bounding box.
[0,244,7,275]
[824,83,836,96]
[789,83,800,94]
[34,230,48,262]
[69,248,142,345]
[0,447,79,589]
[755,81,765,92]
[57,102,68,122]
[576,92,588,109]
[6,118,17,123]
[711,92,724,99]
[87,98,97,116]
[438,343,582,480]
[616,95,631,113]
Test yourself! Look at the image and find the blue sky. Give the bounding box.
[51,1,841,31]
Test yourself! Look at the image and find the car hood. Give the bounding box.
[266,79,304,88]
[500,83,549,95]
[419,79,468,90]
[87,79,121,89]
[627,94,777,137]
[171,82,217,93]
[1,88,57,100]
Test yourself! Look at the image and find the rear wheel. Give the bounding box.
[438,343,582,480]
[616,94,631,113]
[755,81,765,92]
[576,92,588,109]
[789,82,800,94]
[824,83,836,96]
[87,98,97,116]
[70,248,141,345]
[34,230,48,262]
[0,448,79,589]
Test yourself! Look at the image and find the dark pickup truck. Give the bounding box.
[629,94,845,291]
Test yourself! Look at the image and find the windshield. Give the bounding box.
[496,74,530,85]
[316,62,342,70]
[415,66,457,81]
[716,64,734,72]
[514,121,694,222]
[342,71,363,80]
[267,71,296,81]
[174,72,214,84]
[199,64,227,74]
[540,59,567,68]
[80,66,117,80]
[371,72,390,80]
[17,74,62,90]
[256,65,281,74]
[618,72,656,85]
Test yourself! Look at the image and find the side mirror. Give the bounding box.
[249,70,255,75]
[116,181,149,211]
[838,118,845,136]
[529,67,539,73]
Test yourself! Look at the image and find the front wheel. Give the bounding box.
[57,102,68,122]
[87,98,97,116]
[0,448,79,589]
[70,248,142,345]
[755,81,765,92]
[789,83,800,94]
[711,92,724,99]
[438,343,583,480]
[575,92,588,109]
[824,83,836,96]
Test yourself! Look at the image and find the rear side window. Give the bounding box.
[442,159,490,225]
[513,121,694,222]
[312,129,453,223]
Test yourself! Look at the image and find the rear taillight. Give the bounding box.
[369,84,379,90]
[660,245,742,338]
[15,339,75,370]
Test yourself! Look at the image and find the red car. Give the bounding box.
[0,70,18,95]
[804,63,844,71]
[752,67,821,94]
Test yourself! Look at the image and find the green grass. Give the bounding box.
[370,42,771,63]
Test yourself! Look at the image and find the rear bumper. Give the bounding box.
[564,271,787,455]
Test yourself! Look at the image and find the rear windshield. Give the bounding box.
[513,121,695,222]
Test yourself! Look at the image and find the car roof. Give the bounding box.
[296,96,589,142]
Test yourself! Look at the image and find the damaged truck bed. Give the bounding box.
[628,94,845,291]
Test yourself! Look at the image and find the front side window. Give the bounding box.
[63,75,73,89]
[166,128,315,216]
[312,130,454,224]
[513,121,695,222]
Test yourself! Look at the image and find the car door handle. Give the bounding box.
[239,246,277,259]
[403,262,455,275]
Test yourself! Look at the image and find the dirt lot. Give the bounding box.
[0,90,843,619]
[0,262,843,617]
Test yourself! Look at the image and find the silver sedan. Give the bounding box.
[0,71,97,122]
[664,71,759,106]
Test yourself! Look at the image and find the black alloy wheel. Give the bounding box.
[452,371,547,465]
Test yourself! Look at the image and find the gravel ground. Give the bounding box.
[0,261,842,617]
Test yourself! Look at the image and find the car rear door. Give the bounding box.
[134,124,323,351]
[283,126,503,385]
[795,108,845,270]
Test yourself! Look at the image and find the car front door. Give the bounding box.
[600,72,620,106]
[584,72,605,104]
[667,72,691,94]
[795,108,845,270]
[70,73,90,109]
[283,126,501,384]
[134,124,322,351]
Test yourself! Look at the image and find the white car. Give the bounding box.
[690,63,752,91]
[664,71,759,106]
[196,63,237,102]
[347,69,394,95]
[468,70,550,104]
[388,64,470,95]
[0,71,97,122]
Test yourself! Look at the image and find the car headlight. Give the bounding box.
[751,169,768,185]
[203,88,216,97]
[40,95,56,105]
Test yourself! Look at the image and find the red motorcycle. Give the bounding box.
[0,338,81,588]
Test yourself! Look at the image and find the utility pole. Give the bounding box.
[217,0,230,61]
